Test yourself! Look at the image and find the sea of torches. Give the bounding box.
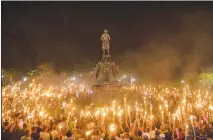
[2,76,213,139]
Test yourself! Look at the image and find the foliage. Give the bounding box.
[200,73,213,81]
[1,69,15,86]
[200,73,213,89]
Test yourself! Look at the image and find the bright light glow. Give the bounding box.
[181,80,184,83]
[95,110,100,116]
[46,93,51,97]
[117,110,123,116]
[57,94,62,98]
[186,124,189,129]
[189,115,196,121]
[209,105,213,111]
[39,111,44,116]
[86,130,93,136]
[27,115,33,119]
[23,77,28,82]
[62,102,66,108]
[109,124,116,132]
[102,112,106,116]
[74,119,77,124]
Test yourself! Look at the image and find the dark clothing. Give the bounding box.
[194,127,200,137]
[198,135,207,140]
[36,127,42,133]
[155,121,161,129]
[164,130,172,140]
[154,136,161,140]
[186,135,194,140]
[31,132,40,140]
[207,128,213,138]
[9,130,25,140]
[2,131,12,140]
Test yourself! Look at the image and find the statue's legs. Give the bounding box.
[106,42,110,55]
[103,49,106,55]
[107,48,109,55]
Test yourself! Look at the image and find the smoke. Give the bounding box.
[120,8,213,84]
[32,63,68,89]
[2,3,213,86]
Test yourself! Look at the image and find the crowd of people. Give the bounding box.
[1,76,213,140]
[2,112,213,140]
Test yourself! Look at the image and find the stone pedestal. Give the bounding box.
[94,55,119,85]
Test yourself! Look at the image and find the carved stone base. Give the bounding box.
[102,54,111,62]
[94,61,119,84]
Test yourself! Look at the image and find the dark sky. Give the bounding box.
[2,2,213,74]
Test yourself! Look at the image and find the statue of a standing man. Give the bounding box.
[101,30,110,55]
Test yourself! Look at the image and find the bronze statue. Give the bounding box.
[101,30,110,55]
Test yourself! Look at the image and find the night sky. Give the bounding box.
[2,2,213,77]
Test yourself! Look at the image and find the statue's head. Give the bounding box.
[104,30,108,33]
